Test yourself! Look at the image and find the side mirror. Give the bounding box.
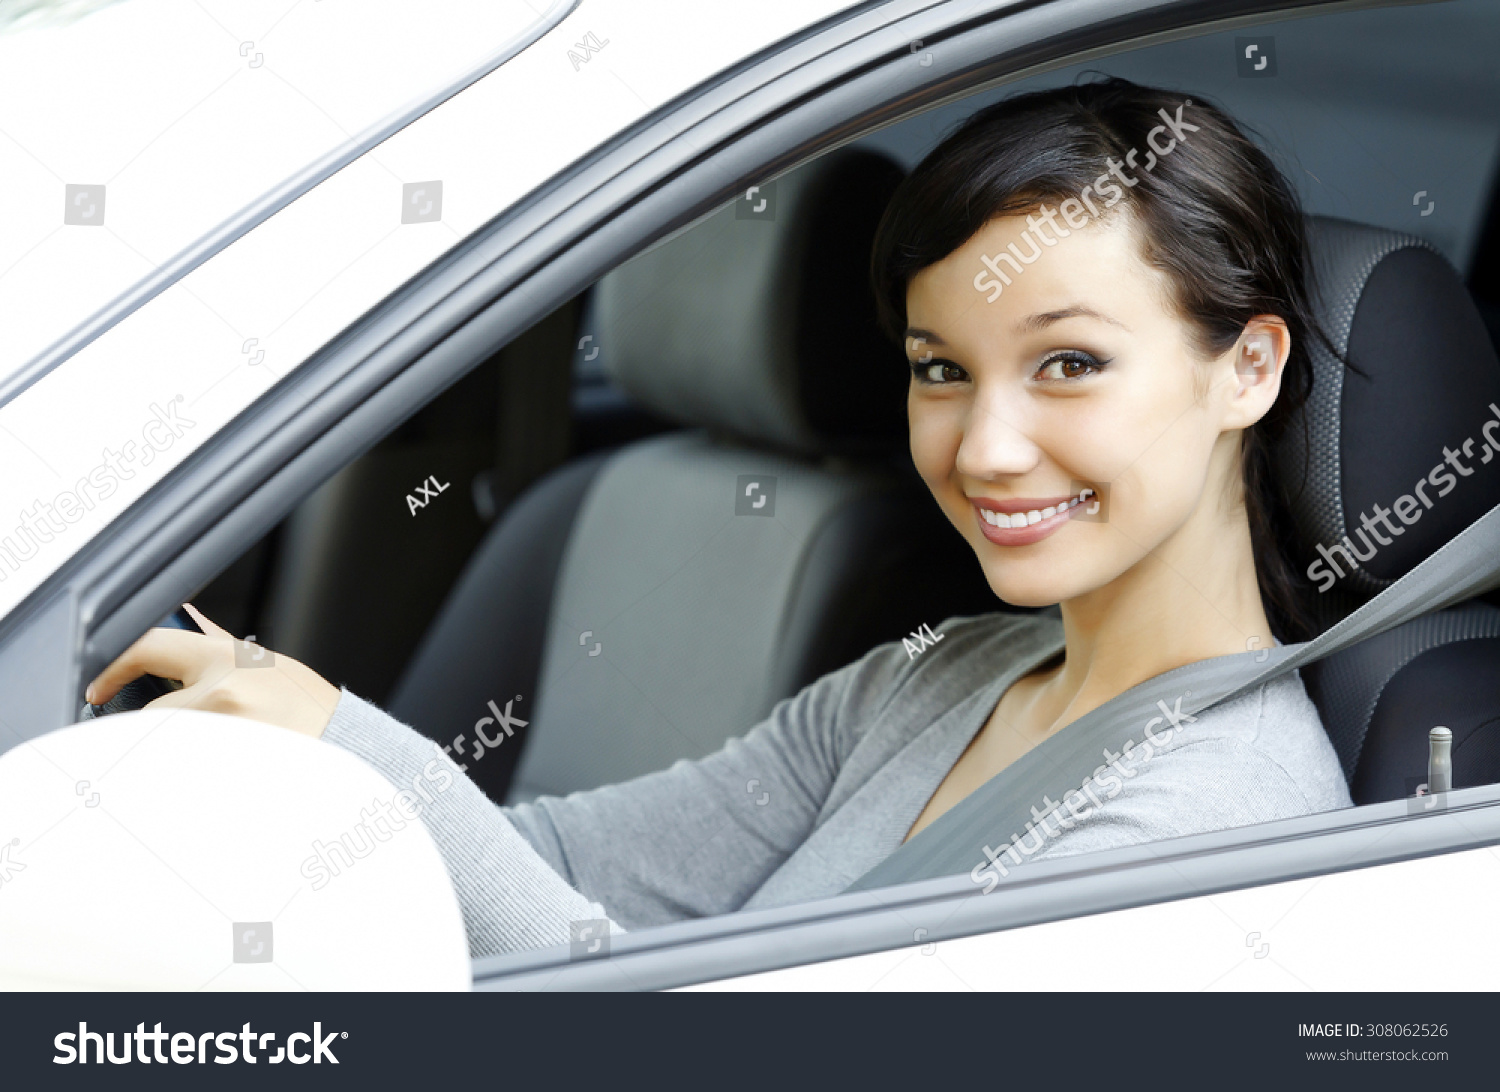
[0,709,469,990]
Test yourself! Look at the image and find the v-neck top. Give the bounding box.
[322,610,1351,958]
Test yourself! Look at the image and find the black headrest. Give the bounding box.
[595,147,909,455]
[1278,216,1500,626]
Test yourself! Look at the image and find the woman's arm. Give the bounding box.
[87,604,915,954]
[327,639,911,933]
[326,688,625,957]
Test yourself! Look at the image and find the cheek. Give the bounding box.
[1032,404,1115,479]
[907,391,964,489]
[1094,389,1219,539]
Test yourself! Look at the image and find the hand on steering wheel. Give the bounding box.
[84,603,342,738]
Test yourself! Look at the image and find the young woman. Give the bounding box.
[87,77,1352,956]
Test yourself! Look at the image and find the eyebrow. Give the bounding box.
[902,308,1127,350]
[903,327,946,348]
[1015,306,1129,333]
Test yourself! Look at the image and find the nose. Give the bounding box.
[954,392,1040,482]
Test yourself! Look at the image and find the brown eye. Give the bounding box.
[1036,350,1107,381]
[912,360,970,384]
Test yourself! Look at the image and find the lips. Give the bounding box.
[970,487,1095,547]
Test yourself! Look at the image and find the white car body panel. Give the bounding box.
[0,0,555,379]
[0,708,471,990]
[686,844,1500,990]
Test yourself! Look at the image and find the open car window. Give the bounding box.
[190,0,1500,975]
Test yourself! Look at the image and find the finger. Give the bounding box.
[180,601,233,640]
[85,628,225,705]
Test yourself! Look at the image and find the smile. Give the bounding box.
[970,487,1096,546]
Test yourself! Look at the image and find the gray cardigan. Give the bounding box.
[323,611,1352,957]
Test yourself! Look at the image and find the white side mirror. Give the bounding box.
[0,709,469,990]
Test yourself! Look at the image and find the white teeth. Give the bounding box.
[981,489,1095,529]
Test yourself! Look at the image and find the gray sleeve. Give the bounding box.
[505,640,911,928]
[324,690,622,959]
[1017,737,1320,868]
[321,636,913,936]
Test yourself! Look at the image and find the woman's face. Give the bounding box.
[905,211,1284,609]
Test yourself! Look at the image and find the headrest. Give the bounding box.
[595,147,909,455]
[1278,216,1500,622]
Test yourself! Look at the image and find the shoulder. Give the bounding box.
[1141,670,1352,815]
[1036,675,1350,863]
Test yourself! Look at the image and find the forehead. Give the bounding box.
[905,211,1173,337]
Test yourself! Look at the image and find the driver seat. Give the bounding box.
[1282,216,1500,803]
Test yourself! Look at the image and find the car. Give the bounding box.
[3,0,1500,996]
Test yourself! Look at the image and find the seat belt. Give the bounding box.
[846,499,1500,893]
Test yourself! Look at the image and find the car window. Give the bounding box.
[26,0,1500,988]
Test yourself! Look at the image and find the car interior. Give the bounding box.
[136,6,1500,832]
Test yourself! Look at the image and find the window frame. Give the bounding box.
[2,0,1489,989]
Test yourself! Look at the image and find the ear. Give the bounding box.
[1219,315,1290,431]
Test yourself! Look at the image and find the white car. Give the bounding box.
[2,0,1499,996]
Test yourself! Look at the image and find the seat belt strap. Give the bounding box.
[846,498,1500,893]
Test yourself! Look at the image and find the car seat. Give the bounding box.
[1282,217,1500,803]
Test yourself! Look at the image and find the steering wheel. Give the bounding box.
[79,606,202,719]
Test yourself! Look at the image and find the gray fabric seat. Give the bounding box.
[388,147,995,804]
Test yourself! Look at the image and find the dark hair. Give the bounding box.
[870,76,1333,642]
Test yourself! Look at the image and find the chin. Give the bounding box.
[975,563,1061,609]
[972,551,1108,610]
[982,579,1064,611]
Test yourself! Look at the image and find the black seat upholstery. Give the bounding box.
[388,147,995,804]
[1281,217,1500,803]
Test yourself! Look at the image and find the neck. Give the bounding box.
[1039,478,1273,733]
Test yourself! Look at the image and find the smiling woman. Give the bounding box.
[876,78,1344,838]
[85,76,1353,957]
